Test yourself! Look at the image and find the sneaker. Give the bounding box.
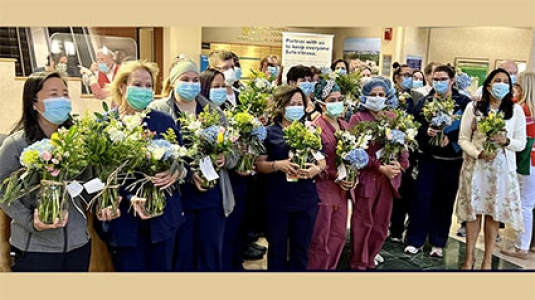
[429,246,443,258]
[374,254,384,266]
[389,236,403,243]
[456,226,467,237]
[501,247,529,259]
[404,245,421,255]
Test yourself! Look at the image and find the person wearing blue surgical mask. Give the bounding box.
[405,65,472,259]
[392,62,424,113]
[208,50,240,107]
[199,67,255,270]
[412,70,426,91]
[255,85,326,271]
[286,65,320,121]
[94,60,187,272]
[331,59,349,76]
[0,71,96,272]
[457,68,525,270]
[307,79,355,270]
[80,48,120,101]
[149,58,239,272]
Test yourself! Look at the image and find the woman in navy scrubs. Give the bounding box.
[255,85,326,271]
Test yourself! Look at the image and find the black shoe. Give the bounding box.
[242,247,265,260]
[250,242,267,253]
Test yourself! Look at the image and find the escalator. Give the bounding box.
[0,27,34,77]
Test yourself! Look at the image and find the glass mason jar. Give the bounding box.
[37,180,68,224]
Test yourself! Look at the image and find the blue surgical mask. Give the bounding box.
[234,67,242,80]
[126,86,153,110]
[98,62,109,73]
[490,82,510,101]
[336,68,347,75]
[433,80,450,94]
[325,102,344,118]
[298,82,314,96]
[401,77,413,90]
[37,97,72,125]
[209,87,228,106]
[363,96,386,112]
[284,106,305,122]
[510,74,517,85]
[412,80,424,89]
[175,82,201,101]
[267,66,279,78]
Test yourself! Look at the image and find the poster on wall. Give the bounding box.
[281,32,334,81]
[406,56,423,70]
[454,57,489,87]
[343,38,381,74]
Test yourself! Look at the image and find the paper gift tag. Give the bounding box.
[200,156,220,181]
[376,148,385,160]
[83,178,106,194]
[336,164,347,181]
[312,150,325,161]
[67,181,84,198]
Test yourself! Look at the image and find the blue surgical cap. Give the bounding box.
[361,77,390,96]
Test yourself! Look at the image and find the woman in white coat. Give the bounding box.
[456,68,526,270]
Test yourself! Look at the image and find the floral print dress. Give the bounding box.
[456,112,524,232]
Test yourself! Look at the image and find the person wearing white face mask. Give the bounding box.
[255,86,326,271]
[0,72,95,272]
[149,58,239,271]
[307,79,355,270]
[347,77,410,270]
[359,67,374,87]
[405,65,472,258]
[456,68,526,270]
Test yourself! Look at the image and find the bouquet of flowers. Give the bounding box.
[477,111,506,156]
[77,103,153,215]
[422,96,459,146]
[396,90,412,110]
[334,130,371,185]
[390,109,420,150]
[126,128,189,218]
[283,121,323,182]
[180,105,238,189]
[0,126,88,224]
[228,111,267,173]
[236,85,270,118]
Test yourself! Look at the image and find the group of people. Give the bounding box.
[1,47,534,272]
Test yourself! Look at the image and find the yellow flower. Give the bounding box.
[217,132,224,144]
[21,149,39,166]
[50,132,60,147]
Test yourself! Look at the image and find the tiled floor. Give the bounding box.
[243,214,535,271]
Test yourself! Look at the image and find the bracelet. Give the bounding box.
[272,160,277,172]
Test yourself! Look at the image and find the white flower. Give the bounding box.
[407,129,417,141]
[255,79,267,89]
[188,120,202,132]
[108,127,126,143]
[123,114,143,131]
[150,147,166,160]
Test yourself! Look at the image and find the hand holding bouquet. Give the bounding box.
[422,96,459,146]
[477,111,506,157]
[283,121,322,182]
[228,111,267,173]
[334,130,370,186]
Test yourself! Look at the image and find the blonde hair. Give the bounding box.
[108,60,159,106]
[208,50,233,67]
[518,72,535,118]
[161,58,182,98]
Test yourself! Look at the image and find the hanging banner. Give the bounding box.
[281,32,334,82]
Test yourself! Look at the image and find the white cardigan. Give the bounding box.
[459,102,526,172]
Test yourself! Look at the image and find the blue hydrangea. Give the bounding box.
[345,148,369,170]
[456,73,472,90]
[25,139,54,155]
[390,129,406,145]
[202,125,220,144]
[431,112,453,127]
[251,125,267,141]
[149,139,174,160]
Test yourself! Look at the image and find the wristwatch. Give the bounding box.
[504,138,510,147]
